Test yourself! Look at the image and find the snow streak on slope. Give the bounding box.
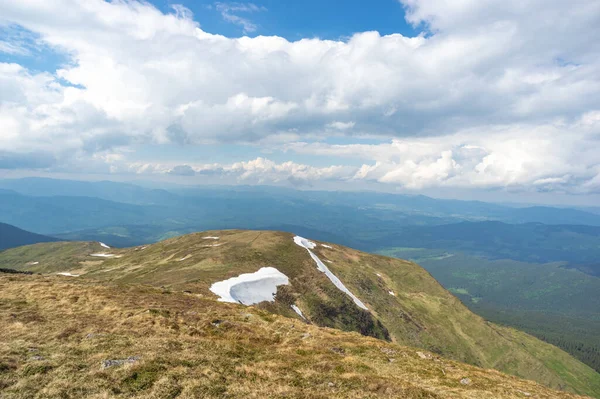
[99,242,110,249]
[291,304,306,320]
[293,236,368,310]
[210,267,289,306]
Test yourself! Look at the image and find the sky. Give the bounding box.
[1,0,600,205]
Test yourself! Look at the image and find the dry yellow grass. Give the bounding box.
[0,274,589,399]
[2,230,600,397]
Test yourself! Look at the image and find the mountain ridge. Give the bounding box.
[1,272,591,399]
[0,222,61,250]
[2,229,599,397]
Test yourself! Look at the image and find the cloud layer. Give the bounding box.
[0,0,599,194]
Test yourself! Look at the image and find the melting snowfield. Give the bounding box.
[210,267,289,306]
[293,235,368,310]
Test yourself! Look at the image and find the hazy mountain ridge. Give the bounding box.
[0,222,61,250]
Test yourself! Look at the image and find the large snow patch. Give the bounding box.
[293,235,368,310]
[210,267,289,306]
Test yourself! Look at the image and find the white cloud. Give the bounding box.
[214,2,266,33]
[0,0,599,194]
[326,121,355,130]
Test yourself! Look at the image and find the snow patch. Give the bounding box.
[57,272,79,277]
[293,235,368,310]
[90,253,115,258]
[27,261,39,265]
[321,244,333,249]
[210,267,289,306]
[90,253,122,258]
[203,243,222,248]
[291,304,306,320]
[324,260,333,264]
[293,235,316,249]
[376,273,382,278]
[178,254,192,262]
[99,242,110,249]
[203,236,220,240]
[389,291,396,296]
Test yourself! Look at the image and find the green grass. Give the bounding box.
[0,274,593,399]
[386,249,600,375]
[2,230,600,397]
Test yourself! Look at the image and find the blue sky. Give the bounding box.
[155,0,418,40]
[1,0,600,205]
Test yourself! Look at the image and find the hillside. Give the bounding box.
[2,230,600,397]
[0,273,591,399]
[0,222,60,250]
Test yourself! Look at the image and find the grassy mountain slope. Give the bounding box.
[0,222,61,250]
[384,250,600,373]
[0,273,591,399]
[2,230,600,397]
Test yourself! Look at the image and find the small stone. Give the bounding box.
[100,356,139,370]
[516,390,532,397]
[30,355,44,361]
[381,347,397,356]
[85,333,106,339]
[460,378,471,385]
[388,358,395,363]
[301,333,311,339]
[416,351,432,359]
[327,382,335,387]
[330,347,345,355]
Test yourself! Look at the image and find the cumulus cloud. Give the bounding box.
[168,164,196,176]
[0,0,599,194]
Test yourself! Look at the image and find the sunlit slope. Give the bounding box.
[0,274,592,399]
[2,230,600,397]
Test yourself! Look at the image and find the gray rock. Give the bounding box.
[100,356,140,370]
[330,347,345,355]
[460,378,471,385]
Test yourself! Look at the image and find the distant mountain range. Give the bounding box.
[0,222,60,251]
